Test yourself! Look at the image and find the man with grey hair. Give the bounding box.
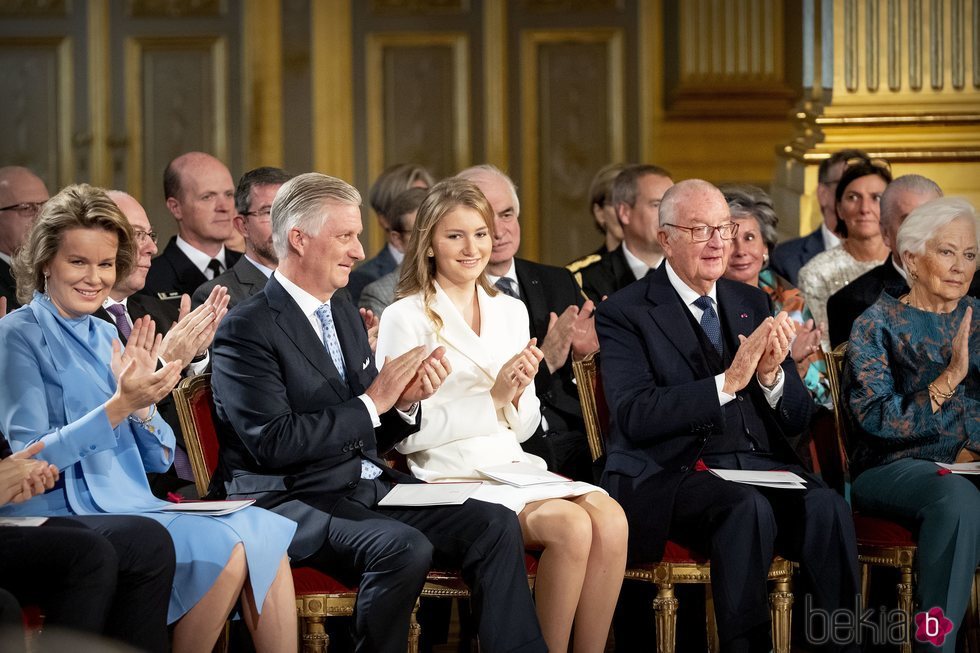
[826,173,978,347]
[192,166,294,309]
[0,166,49,311]
[211,172,545,653]
[598,179,859,652]
[576,164,674,303]
[456,163,599,481]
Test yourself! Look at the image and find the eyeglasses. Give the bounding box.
[244,207,272,218]
[133,229,158,244]
[0,201,45,217]
[844,156,891,173]
[663,222,739,242]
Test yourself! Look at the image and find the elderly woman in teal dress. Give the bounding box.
[0,184,299,653]
[843,197,979,653]
[720,183,831,407]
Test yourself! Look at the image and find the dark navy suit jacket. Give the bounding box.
[596,265,812,561]
[769,228,825,286]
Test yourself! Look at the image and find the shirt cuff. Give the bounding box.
[357,394,382,428]
[757,367,785,408]
[396,402,419,424]
[715,374,736,406]
[186,351,210,377]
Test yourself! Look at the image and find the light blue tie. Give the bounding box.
[315,303,381,480]
[315,303,347,382]
[693,295,722,356]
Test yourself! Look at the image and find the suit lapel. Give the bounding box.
[716,279,761,354]
[233,257,269,295]
[432,284,497,380]
[266,277,347,391]
[514,259,547,338]
[644,267,714,380]
[331,295,369,395]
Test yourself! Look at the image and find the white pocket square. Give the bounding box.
[362,357,370,370]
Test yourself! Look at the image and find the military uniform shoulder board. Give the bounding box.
[157,292,182,301]
[566,253,602,274]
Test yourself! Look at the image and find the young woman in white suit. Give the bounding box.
[376,178,627,653]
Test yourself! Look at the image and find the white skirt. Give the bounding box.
[469,480,606,514]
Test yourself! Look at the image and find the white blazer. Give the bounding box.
[376,282,545,482]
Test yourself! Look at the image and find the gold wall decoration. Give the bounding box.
[369,0,467,14]
[519,28,624,264]
[0,0,66,16]
[243,0,283,169]
[518,0,623,12]
[312,0,354,182]
[126,0,222,18]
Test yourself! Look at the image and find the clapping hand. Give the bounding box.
[360,308,380,354]
[491,339,544,409]
[160,287,230,367]
[105,316,182,426]
[0,441,59,506]
[757,312,796,387]
[723,317,773,394]
[398,346,452,408]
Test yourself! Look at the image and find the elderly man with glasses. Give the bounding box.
[0,166,49,311]
[596,179,860,653]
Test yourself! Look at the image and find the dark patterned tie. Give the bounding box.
[494,277,519,299]
[105,303,132,340]
[694,295,722,355]
[207,258,223,280]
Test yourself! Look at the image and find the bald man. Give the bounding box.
[0,166,49,310]
[142,152,242,300]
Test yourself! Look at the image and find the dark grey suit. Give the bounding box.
[0,259,19,312]
[769,228,825,287]
[347,246,397,304]
[191,255,270,309]
[211,276,545,653]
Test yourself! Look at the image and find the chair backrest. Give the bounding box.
[819,343,852,484]
[172,373,219,498]
[571,351,609,461]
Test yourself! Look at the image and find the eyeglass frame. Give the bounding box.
[133,229,159,244]
[243,207,272,219]
[0,201,45,217]
[662,221,740,242]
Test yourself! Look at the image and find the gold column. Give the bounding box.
[774,0,980,238]
[312,0,354,182]
[243,0,283,169]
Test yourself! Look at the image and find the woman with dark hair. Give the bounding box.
[844,197,979,653]
[377,178,628,653]
[720,183,830,407]
[0,184,298,653]
[798,158,893,349]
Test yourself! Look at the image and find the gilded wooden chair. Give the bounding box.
[572,352,793,653]
[173,374,389,653]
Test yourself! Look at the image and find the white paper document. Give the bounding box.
[477,462,569,487]
[159,500,256,516]
[709,469,808,490]
[378,482,481,507]
[936,462,980,475]
[0,516,48,527]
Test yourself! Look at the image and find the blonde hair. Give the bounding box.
[396,178,497,331]
[13,184,135,305]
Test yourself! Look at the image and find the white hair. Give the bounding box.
[896,197,979,259]
[455,164,520,216]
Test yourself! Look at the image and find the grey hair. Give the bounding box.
[879,174,943,231]
[718,183,779,250]
[896,197,979,260]
[659,179,725,229]
[455,164,520,216]
[271,173,361,260]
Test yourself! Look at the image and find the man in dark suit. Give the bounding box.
[458,164,599,481]
[211,172,545,653]
[826,174,951,347]
[142,152,242,300]
[0,166,49,311]
[575,164,673,303]
[597,179,859,652]
[100,191,229,496]
[192,167,293,309]
[348,163,434,303]
[770,148,867,285]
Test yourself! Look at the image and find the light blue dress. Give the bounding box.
[0,294,297,623]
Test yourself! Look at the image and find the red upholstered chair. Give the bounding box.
[173,374,372,653]
[572,352,793,653]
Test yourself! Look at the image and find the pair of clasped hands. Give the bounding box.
[0,441,58,507]
[722,311,798,395]
[104,287,230,427]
